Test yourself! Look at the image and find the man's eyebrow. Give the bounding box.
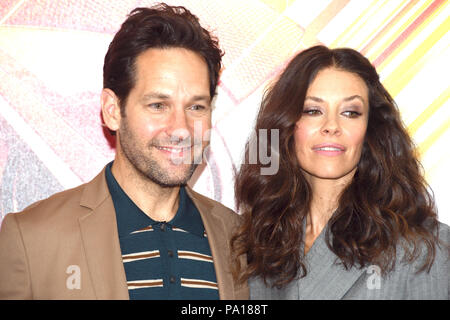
[142,92,171,101]
[191,95,211,102]
[141,93,211,103]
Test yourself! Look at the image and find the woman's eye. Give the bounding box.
[342,110,362,118]
[303,108,322,115]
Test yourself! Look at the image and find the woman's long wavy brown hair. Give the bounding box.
[231,45,441,289]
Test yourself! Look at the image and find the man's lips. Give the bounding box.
[154,145,192,154]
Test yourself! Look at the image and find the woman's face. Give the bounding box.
[294,67,369,183]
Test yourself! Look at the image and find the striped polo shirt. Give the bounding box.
[105,162,219,300]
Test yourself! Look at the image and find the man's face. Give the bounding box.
[116,47,212,187]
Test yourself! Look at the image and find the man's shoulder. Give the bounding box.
[3,168,109,227]
[3,182,88,228]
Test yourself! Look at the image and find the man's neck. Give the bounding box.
[111,159,180,222]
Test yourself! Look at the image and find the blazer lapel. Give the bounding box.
[186,187,237,300]
[296,228,366,300]
[78,169,129,300]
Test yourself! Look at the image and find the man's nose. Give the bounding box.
[167,109,191,143]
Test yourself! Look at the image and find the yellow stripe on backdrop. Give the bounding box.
[357,0,411,52]
[382,14,449,97]
[418,116,450,157]
[259,0,296,13]
[299,0,350,47]
[329,0,384,48]
[349,0,412,51]
[408,87,450,137]
[367,0,434,63]
[380,3,449,161]
[361,0,420,55]
[378,1,447,74]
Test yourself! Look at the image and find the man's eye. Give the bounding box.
[148,103,164,110]
[190,104,206,111]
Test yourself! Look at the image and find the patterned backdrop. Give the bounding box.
[0,0,449,225]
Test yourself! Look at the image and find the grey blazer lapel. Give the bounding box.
[297,229,366,300]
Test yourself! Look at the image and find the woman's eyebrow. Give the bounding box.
[304,96,324,102]
[343,95,365,103]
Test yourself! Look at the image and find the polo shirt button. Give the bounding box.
[160,223,166,231]
[168,250,174,257]
[169,276,176,283]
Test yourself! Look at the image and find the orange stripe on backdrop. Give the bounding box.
[360,0,418,55]
[372,0,445,68]
[381,15,449,97]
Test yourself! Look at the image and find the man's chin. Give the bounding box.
[145,164,198,188]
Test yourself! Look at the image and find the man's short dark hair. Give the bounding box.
[103,3,223,115]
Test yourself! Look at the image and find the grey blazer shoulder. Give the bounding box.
[250,222,450,300]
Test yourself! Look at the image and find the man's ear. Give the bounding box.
[101,88,121,132]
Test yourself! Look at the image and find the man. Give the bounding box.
[0,3,248,300]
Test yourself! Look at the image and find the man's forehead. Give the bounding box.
[130,48,210,100]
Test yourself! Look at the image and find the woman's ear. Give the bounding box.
[101,88,121,132]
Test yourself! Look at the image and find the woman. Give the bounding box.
[232,45,449,299]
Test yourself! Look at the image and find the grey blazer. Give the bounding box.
[250,222,450,300]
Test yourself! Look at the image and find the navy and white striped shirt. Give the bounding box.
[105,162,219,300]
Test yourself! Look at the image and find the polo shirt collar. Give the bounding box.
[105,161,205,238]
[170,187,205,237]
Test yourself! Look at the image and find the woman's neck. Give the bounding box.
[303,172,354,253]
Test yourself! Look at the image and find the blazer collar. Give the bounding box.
[78,168,129,299]
[292,226,367,300]
[185,187,238,300]
[77,168,240,300]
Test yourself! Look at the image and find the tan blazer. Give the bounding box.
[0,167,248,300]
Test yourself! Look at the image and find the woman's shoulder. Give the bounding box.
[396,220,449,268]
[438,220,450,240]
[419,220,448,260]
[249,276,299,300]
[434,221,450,263]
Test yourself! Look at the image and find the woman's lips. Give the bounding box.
[312,143,346,156]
